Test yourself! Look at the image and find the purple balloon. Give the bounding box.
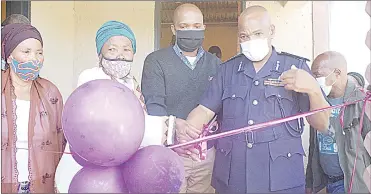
[121,145,185,193]
[62,79,145,167]
[68,166,127,193]
[70,146,94,167]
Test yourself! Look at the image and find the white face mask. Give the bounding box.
[316,71,336,96]
[240,38,270,62]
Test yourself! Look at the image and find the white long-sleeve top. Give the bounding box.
[15,99,31,182]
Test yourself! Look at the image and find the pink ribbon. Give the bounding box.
[167,97,367,149]
[347,90,371,193]
[13,91,371,192]
[167,92,371,193]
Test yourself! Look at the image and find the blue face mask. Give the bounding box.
[10,57,43,81]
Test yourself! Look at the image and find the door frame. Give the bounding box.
[1,1,31,24]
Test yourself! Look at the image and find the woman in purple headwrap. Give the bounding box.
[1,23,66,193]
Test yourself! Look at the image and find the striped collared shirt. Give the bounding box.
[172,44,205,70]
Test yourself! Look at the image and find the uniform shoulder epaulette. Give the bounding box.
[224,53,244,63]
[278,51,310,62]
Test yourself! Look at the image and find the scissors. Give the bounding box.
[195,116,218,160]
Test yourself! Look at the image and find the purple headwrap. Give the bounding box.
[1,23,43,60]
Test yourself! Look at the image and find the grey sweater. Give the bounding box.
[141,46,221,119]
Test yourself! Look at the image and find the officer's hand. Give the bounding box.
[172,140,201,162]
[305,188,313,194]
[280,68,319,94]
[175,118,201,142]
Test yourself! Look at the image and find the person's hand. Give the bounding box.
[280,66,321,95]
[305,188,313,194]
[172,139,201,162]
[174,118,201,142]
[170,118,203,161]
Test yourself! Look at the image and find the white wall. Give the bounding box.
[31,1,155,101]
[312,1,331,57]
[31,1,75,102]
[246,1,313,60]
[329,1,370,82]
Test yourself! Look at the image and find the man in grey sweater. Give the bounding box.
[141,3,221,193]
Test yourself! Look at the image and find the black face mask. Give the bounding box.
[176,30,205,52]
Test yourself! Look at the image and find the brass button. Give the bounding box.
[287,153,292,158]
[254,80,259,86]
[252,100,258,105]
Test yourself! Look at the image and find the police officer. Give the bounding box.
[174,5,331,193]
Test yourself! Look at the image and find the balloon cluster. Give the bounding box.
[62,80,185,193]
